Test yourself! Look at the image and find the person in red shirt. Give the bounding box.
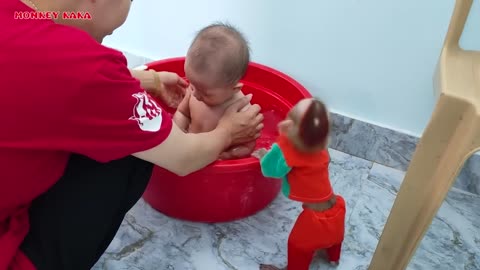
[0,0,264,269]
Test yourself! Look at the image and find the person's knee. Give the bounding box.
[20,155,154,270]
[121,156,153,209]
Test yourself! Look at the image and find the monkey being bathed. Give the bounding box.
[252,97,346,270]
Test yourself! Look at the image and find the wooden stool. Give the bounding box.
[368,0,478,269]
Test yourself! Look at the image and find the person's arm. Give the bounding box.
[172,88,191,132]
[258,143,292,178]
[132,122,230,176]
[130,69,157,91]
[130,69,187,108]
[134,93,258,176]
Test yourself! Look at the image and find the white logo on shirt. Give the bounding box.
[129,92,163,132]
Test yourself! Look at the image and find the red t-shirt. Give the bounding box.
[0,1,173,269]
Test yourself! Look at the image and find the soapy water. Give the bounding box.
[254,109,284,151]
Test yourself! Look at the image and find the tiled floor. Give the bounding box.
[93,149,480,270]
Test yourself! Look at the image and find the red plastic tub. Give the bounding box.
[142,57,312,223]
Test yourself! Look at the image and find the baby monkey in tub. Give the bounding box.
[253,98,346,270]
[174,22,256,160]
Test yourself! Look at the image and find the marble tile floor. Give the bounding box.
[93,149,480,270]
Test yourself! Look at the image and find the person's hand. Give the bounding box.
[219,141,256,160]
[151,71,188,108]
[217,94,264,146]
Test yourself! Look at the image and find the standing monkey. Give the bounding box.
[254,98,346,270]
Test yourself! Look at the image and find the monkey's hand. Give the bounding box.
[251,148,268,159]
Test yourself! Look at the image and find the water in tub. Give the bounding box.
[253,109,283,155]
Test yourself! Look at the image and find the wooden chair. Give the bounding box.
[368,0,479,269]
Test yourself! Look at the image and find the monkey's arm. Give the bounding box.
[259,143,292,178]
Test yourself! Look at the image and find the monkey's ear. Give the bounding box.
[278,119,294,134]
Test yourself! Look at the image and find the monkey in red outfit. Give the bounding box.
[254,98,346,270]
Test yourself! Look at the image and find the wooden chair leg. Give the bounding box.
[367,102,474,270]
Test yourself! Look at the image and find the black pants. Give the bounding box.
[20,154,153,270]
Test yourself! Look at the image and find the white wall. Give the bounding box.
[104,0,479,137]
